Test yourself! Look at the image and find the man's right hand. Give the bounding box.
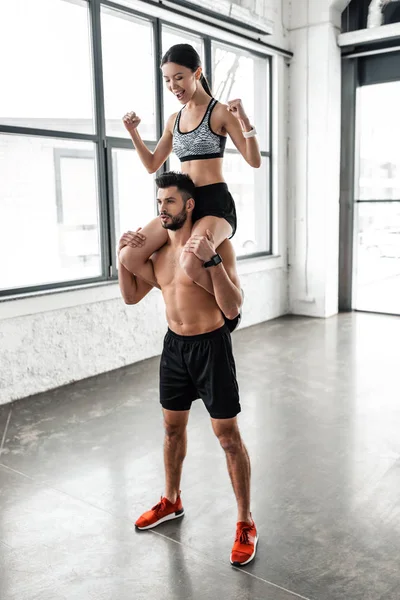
[118,228,146,254]
[123,111,141,133]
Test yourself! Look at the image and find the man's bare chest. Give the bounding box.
[153,248,191,288]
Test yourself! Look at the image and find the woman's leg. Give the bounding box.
[180,216,232,295]
[119,217,168,285]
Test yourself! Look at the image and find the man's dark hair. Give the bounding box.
[155,171,196,203]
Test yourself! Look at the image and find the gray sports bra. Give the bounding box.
[173,98,227,163]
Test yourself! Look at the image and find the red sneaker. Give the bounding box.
[230,519,258,566]
[135,494,184,530]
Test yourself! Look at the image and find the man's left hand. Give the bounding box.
[184,230,216,263]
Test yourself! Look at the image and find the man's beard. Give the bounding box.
[161,207,188,231]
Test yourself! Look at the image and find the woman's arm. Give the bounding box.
[118,259,154,305]
[221,100,261,169]
[123,112,176,174]
[117,231,158,304]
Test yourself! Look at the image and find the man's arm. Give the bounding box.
[208,239,242,319]
[184,231,242,319]
[118,231,156,304]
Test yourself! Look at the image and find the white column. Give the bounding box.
[287,0,350,317]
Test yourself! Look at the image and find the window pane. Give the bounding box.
[382,1,400,26]
[357,82,400,201]
[112,148,156,243]
[212,42,269,151]
[162,26,204,127]
[169,153,181,173]
[0,0,94,134]
[101,7,156,139]
[366,0,400,28]
[0,135,101,291]
[354,202,400,315]
[224,152,270,257]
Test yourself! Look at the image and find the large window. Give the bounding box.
[111,148,156,244]
[0,0,272,297]
[101,7,157,139]
[212,41,270,256]
[0,0,95,134]
[0,134,101,290]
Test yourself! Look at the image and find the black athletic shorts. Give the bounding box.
[192,182,237,238]
[160,324,241,419]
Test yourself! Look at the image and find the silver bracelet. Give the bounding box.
[242,126,257,138]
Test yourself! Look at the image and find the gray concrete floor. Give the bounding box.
[0,313,399,600]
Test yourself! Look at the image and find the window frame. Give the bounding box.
[0,0,273,298]
[208,36,272,259]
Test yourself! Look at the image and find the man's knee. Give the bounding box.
[216,430,242,454]
[164,420,186,439]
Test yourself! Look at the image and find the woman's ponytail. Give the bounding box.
[200,73,212,97]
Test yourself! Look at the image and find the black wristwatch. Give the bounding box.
[203,253,223,268]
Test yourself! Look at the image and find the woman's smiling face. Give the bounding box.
[162,62,201,104]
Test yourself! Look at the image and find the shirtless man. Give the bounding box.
[118,171,258,567]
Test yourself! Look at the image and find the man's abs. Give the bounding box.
[162,284,225,336]
[152,242,225,335]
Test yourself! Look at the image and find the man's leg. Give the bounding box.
[135,409,189,530]
[211,417,251,523]
[211,416,258,566]
[163,409,190,503]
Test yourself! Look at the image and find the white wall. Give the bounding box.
[0,0,289,405]
[285,0,351,317]
[0,262,288,404]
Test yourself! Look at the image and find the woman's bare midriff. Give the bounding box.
[181,157,225,187]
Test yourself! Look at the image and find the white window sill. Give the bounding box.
[0,254,284,321]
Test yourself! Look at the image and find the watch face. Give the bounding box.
[204,253,222,267]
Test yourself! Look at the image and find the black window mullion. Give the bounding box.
[0,277,109,299]
[156,18,168,218]
[204,35,212,87]
[225,148,270,157]
[355,199,400,203]
[0,125,97,142]
[105,136,157,150]
[154,19,164,140]
[105,144,118,277]
[90,0,113,280]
